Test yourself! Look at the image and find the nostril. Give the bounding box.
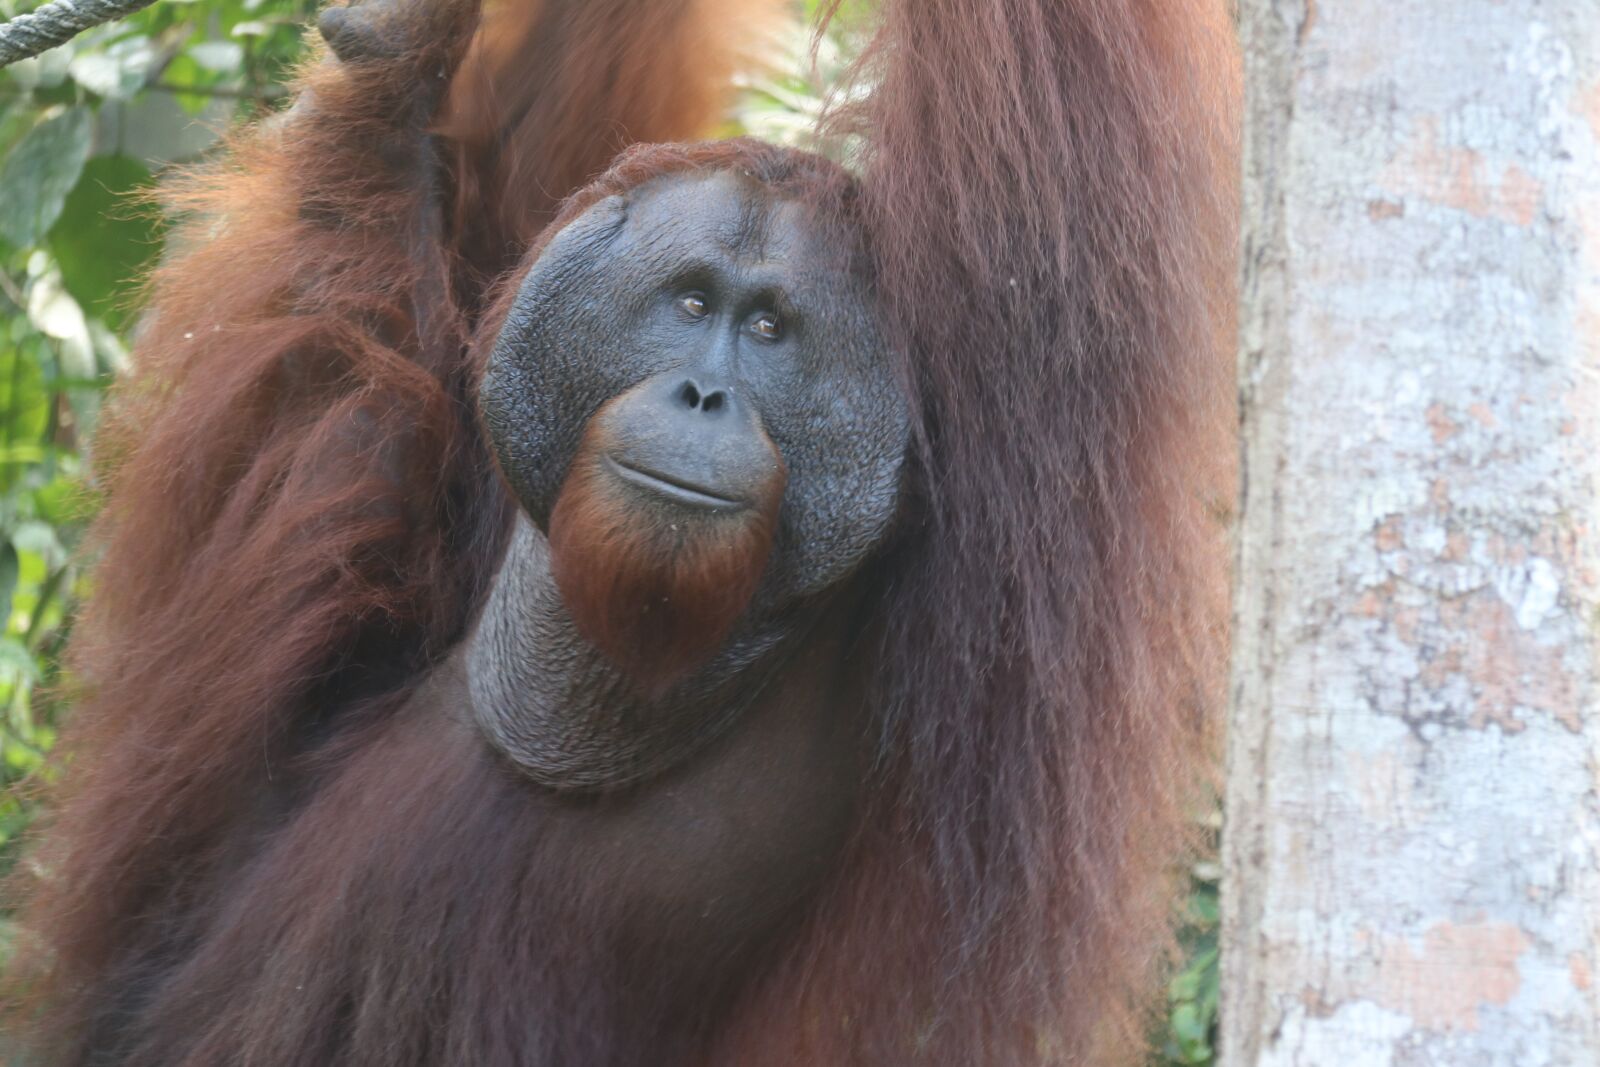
[674,380,702,409]
[672,379,730,415]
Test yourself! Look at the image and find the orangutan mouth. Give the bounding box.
[604,455,748,512]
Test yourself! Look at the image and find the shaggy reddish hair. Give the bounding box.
[711,2,1239,1060]
[4,0,1238,1062]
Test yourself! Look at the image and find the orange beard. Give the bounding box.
[547,426,786,696]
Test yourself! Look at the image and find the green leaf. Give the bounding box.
[188,41,244,73]
[26,265,94,380]
[0,103,33,162]
[1168,945,1219,1002]
[49,155,159,328]
[68,36,159,101]
[0,638,40,683]
[1170,1002,1209,1053]
[89,319,131,376]
[0,542,17,627]
[1188,888,1220,926]
[0,348,51,491]
[6,43,75,93]
[32,477,85,528]
[159,54,214,115]
[14,520,66,569]
[0,107,93,248]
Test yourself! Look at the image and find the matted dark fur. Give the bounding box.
[3,0,1239,1063]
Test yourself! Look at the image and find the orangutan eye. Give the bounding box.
[680,293,708,318]
[751,312,781,341]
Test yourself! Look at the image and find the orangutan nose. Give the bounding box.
[672,377,732,416]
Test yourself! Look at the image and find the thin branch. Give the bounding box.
[146,79,287,102]
[0,0,161,68]
[0,269,24,312]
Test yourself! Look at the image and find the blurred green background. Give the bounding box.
[0,1,1219,1061]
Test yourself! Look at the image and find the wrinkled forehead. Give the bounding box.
[617,170,826,272]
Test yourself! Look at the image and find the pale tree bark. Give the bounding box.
[1223,1,1600,1065]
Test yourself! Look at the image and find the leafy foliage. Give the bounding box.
[0,3,1221,1063]
[726,0,873,157]
[1159,812,1223,1066]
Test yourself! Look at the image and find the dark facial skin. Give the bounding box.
[469,169,908,789]
[481,169,907,602]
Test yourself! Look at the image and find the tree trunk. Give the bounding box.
[1222,1,1600,1064]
